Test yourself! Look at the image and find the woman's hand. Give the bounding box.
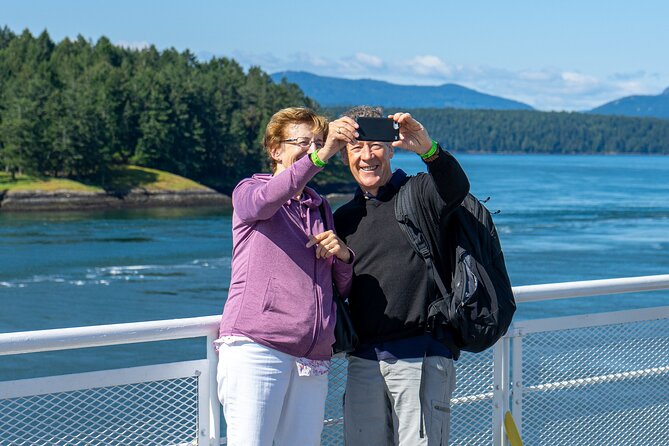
[306,230,351,263]
[317,117,358,162]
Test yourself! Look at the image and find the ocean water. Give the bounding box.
[1,153,668,380]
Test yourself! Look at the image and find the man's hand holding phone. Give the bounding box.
[388,112,433,156]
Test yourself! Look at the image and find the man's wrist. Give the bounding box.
[419,140,439,161]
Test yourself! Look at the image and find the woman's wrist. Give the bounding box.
[310,151,327,168]
[337,247,353,264]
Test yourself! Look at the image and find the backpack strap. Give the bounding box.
[394,178,449,300]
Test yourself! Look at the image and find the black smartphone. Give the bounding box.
[356,117,400,142]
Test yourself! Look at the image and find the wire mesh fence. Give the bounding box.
[0,376,199,446]
[321,357,347,445]
[450,349,496,445]
[0,360,209,446]
[515,314,669,446]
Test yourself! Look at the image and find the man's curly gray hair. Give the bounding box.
[341,105,384,119]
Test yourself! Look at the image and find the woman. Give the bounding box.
[216,107,359,446]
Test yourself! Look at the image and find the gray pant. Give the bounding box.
[344,355,456,446]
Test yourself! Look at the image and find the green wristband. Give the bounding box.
[419,140,439,159]
[310,150,327,168]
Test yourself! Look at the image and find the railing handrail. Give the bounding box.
[512,274,669,302]
[1,274,669,356]
[0,315,221,356]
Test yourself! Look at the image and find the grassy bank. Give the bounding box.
[0,165,211,194]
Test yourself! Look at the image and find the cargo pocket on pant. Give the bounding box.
[429,399,451,446]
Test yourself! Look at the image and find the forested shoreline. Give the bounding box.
[323,108,669,155]
[1,28,668,199]
[0,27,319,194]
[411,108,669,154]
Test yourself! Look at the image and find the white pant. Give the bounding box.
[217,340,329,446]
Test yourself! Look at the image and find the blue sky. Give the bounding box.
[3,0,669,111]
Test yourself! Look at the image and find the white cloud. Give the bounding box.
[231,51,388,77]
[518,70,556,82]
[610,70,647,82]
[354,52,383,69]
[560,71,601,93]
[406,55,454,77]
[329,53,389,76]
[219,50,669,111]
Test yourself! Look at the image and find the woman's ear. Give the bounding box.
[269,145,283,163]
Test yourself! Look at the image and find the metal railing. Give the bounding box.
[508,308,669,445]
[1,274,669,445]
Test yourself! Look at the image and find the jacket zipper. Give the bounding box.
[304,211,322,357]
[303,276,321,357]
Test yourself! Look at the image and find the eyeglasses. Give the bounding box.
[281,137,324,150]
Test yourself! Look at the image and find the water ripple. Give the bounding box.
[0,258,230,289]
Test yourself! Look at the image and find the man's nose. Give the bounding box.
[360,143,375,158]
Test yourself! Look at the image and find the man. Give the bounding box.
[333,106,470,445]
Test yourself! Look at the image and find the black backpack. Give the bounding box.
[395,178,516,353]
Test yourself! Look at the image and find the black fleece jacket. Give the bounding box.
[334,149,470,347]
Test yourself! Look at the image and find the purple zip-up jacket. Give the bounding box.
[218,155,353,360]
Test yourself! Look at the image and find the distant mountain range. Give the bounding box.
[270,71,533,111]
[271,71,669,120]
[589,87,669,120]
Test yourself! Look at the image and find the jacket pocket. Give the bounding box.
[262,275,315,318]
[453,248,497,327]
[429,399,451,446]
[262,275,278,312]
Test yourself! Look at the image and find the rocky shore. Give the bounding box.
[0,188,232,212]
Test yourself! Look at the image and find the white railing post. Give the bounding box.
[207,334,222,445]
[511,332,524,441]
[492,337,510,446]
[197,365,210,444]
